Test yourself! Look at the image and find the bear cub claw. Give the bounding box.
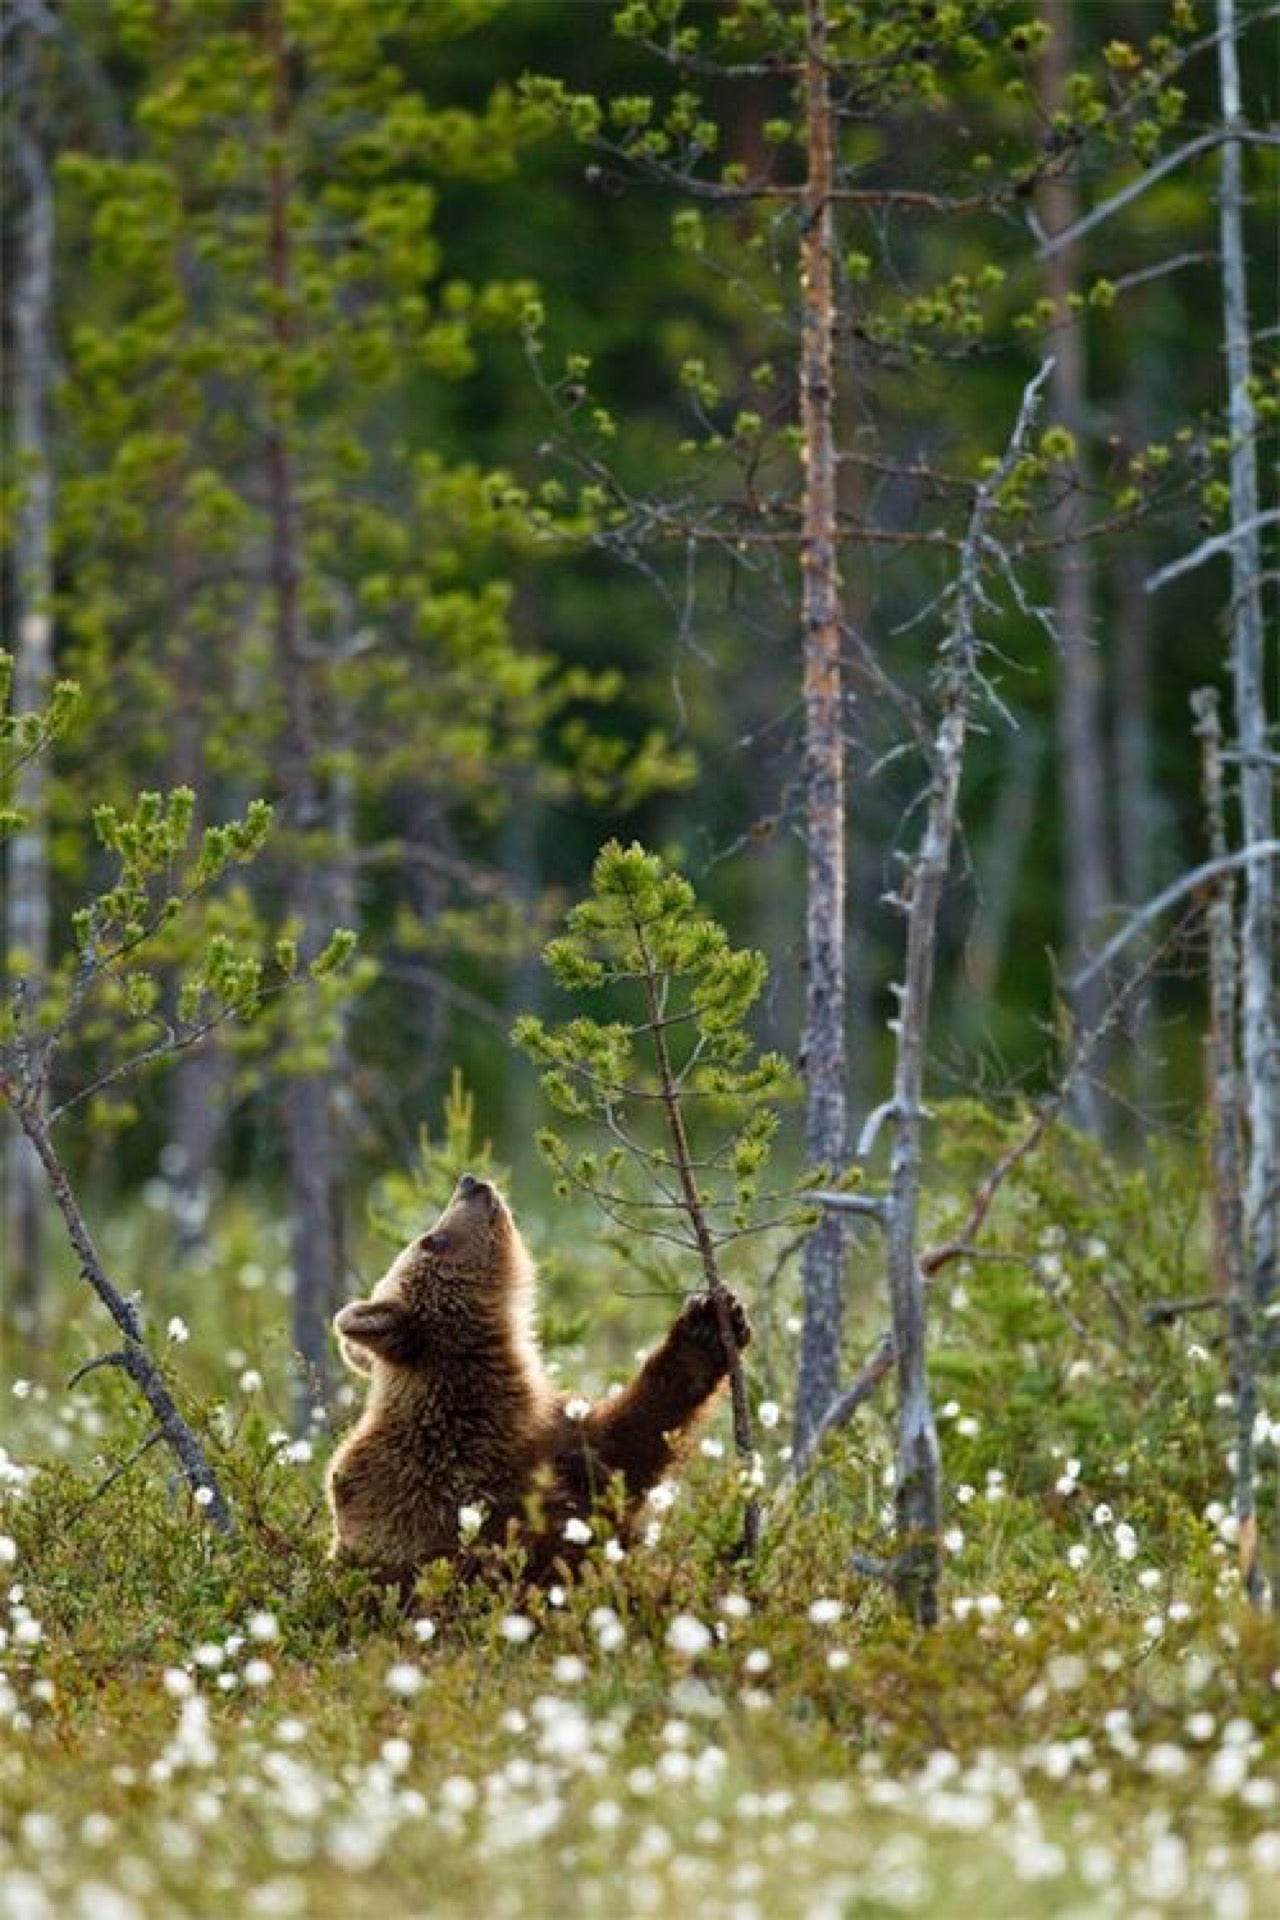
[678,1290,752,1359]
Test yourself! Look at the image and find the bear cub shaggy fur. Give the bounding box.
[326,1173,749,1584]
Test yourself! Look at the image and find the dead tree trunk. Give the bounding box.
[794,0,850,1459]
[1193,688,1263,1607]
[801,369,1052,1625]
[263,0,339,1423]
[1216,0,1277,1317]
[1039,0,1112,1134]
[3,0,56,1326]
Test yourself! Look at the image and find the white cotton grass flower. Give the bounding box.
[384,1663,425,1698]
[243,1659,273,1689]
[458,1504,484,1542]
[193,1487,214,1508]
[239,1370,263,1394]
[590,1606,625,1652]
[247,1611,279,1643]
[167,1317,190,1344]
[757,1400,781,1431]
[413,1617,437,1644]
[0,1537,17,1567]
[564,1396,590,1422]
[562,1517,593,1545]
[666,1613,711,1657]
[808,1598,843,1626]
[500,1614,536,1645]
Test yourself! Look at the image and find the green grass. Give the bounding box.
[3,1115,1278,1918]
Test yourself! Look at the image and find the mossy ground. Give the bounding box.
[2,1115,1277,1919]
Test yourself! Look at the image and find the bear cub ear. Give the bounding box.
[333,1298,422,1366]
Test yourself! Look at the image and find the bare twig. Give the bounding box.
[79,1430,165,1512]
[801,1190,886,1219]
[1144,1294,1230,1327]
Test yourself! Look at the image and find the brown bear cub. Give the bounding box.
[326,1173,750,1586]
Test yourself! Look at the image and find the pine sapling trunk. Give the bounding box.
[1216,0,1277,1318]
[1,1077,234,1534]
[264,0,340,1421]
[4,0,55,1323]
[795,0,849,1460]
[1193,689,1263,1608]
[631,913,761,1557]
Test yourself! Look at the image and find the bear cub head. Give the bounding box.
[334,1173,534,1374]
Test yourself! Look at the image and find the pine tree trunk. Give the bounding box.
[794,0,849,1458]
[3,0,55,1328]
[264,0,339,1422]
[1040,0,1111,1134]
[1216,0,1277,1316]
[1114,392,1160,1123]
[159,0,224,1258]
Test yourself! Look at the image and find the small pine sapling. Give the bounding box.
[514,841,796,1555]
[1,656,357,1529]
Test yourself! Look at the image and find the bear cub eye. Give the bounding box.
[423,1229,449,1254]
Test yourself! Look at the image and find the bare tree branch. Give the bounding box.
[1147,511,1280,595]
[1072,843,1280,991]
[1037,127,1280,261]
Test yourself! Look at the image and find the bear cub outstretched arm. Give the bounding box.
[325,1174,750,1583]
[575,1292,751,1506]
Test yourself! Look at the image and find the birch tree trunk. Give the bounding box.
[1039,0,1112,1135]
[794,0,850,1458]
[264,0,340,1422]
[3,0,56,1325]
[1216,0,1277,1316]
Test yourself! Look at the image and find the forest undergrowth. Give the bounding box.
[2,1109,1277,1920]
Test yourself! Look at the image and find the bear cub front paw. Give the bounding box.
[677,1290,752,1362]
